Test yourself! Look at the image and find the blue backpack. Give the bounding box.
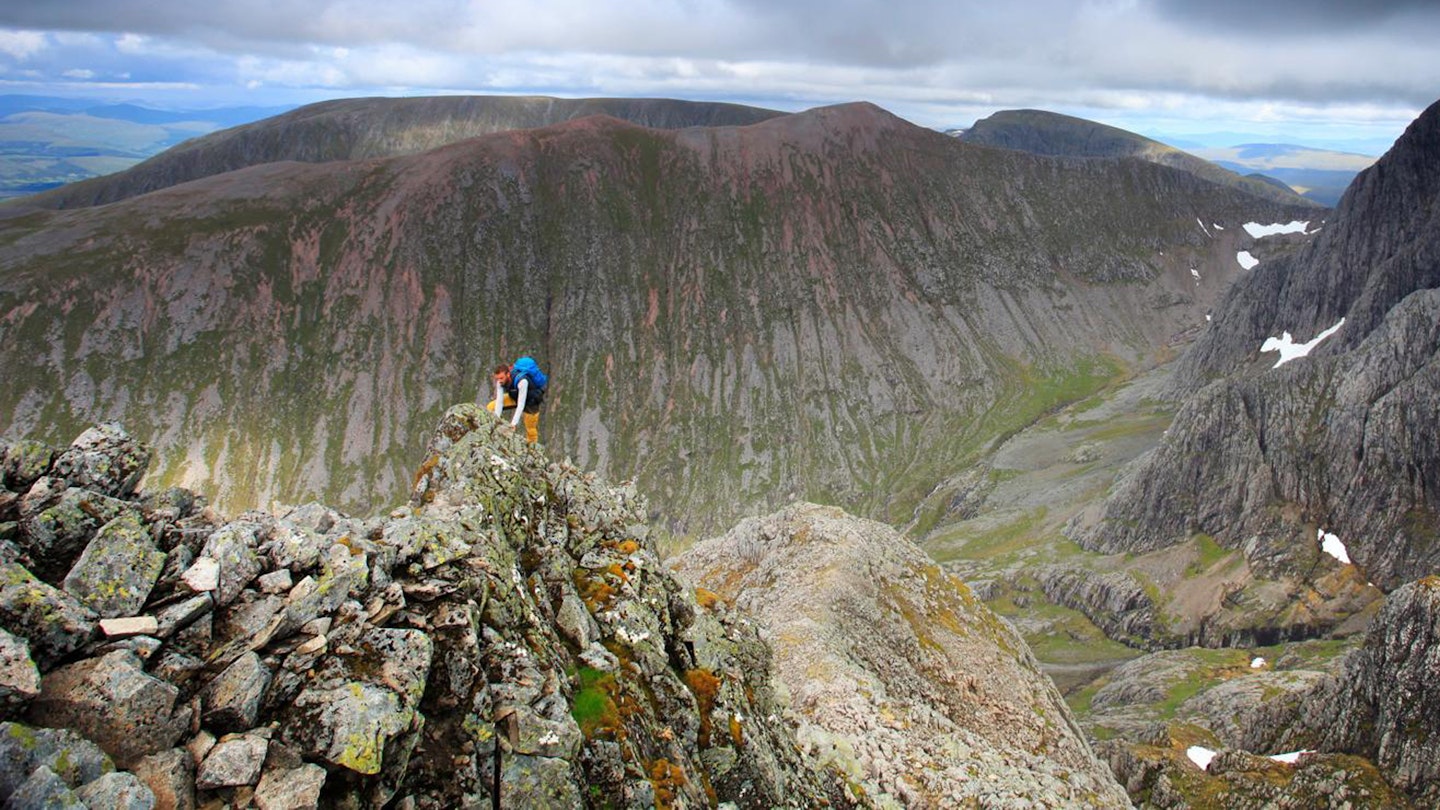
[511,356,548,390]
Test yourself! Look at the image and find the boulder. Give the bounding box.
[75,771,157,810]
[0,562,96,670]
[27,650,190,768]
[199,651,272,733]
[130,748,195,810]
[18,482,139,583]
[0,439,55,493]
[50,423,150,498]
[0,722,113,800]
[194,733,269,790]
[198,522,265,607]
[253,762,326,810]
[8,764,85,808]
[61,514,166,618]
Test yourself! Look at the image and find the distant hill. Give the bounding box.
[959,109,1325,209]
[6,95,787,210]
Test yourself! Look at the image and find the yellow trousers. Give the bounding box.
[487,396,540,443]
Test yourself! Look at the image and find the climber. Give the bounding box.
[487,356,548,443]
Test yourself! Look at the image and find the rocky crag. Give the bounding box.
[669,503,1130,808]
[1068,96,1440,593]
[1091,578,1440,808]
[0,412,876,808]
[0,100,1315,539]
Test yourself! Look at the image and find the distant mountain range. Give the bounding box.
[0,95,294,199]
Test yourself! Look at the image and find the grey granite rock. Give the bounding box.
[26,650,189,768]
[61,514,166,618]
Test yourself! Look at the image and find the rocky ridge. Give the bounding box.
[0,411,873,808]
[669,503,1130,808]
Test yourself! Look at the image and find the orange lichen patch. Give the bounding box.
[649,759,687,809]
[574,569,618,610]
[728,713,745,748]
[614,539,641,555]
[684,668,723,748]
[412,454,439,489]
[606,562,630,584]
[694,587,727,611]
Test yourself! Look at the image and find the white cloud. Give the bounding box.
[0,29,46,60]
[62,68,95,79]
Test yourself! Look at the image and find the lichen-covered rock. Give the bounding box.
[8,764,86,808]
[18,480,140,583]
[0,722,115,801]
[26,650,190,768]
[61,513,166,618]
[0,562,96,670]
[50,423,150,499]
[0,439,54,493]
[198,520,267,607]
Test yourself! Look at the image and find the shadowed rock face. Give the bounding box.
[1069,97,1440,590]
[669,503,1131,808]
[0,100,1312,536]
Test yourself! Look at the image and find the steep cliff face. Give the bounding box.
[0,101,1312,536]
[1069,97,1440,590]
[0,412,863,808]
[6,95,785,211]
[669,503,1130,808]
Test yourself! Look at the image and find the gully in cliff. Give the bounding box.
[486,356,549,443]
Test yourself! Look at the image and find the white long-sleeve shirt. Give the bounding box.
[492,378,529,427]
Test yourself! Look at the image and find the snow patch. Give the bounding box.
[1244,221,1309,238]
[1236,251,1260,270]
[1260,318,1344,367]
[1319,529,1351,564]
[1268,750,1313,764]
[1197,218,1212,237]
[1251,657,1266,669]
[1213,223,1225,230]
[1187,746,1216,770]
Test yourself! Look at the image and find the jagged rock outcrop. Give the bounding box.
[669,503,1131,808]
[0,412,874,808]
[6,95,785,211]
[1069,97,1440,591]
[961,108,1321,208]
[1282,578,1440,806]
[0,99,1315,538]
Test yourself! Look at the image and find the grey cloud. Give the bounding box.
[1152,0,1440,33]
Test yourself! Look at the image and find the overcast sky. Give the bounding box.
[2,0,1437,153]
